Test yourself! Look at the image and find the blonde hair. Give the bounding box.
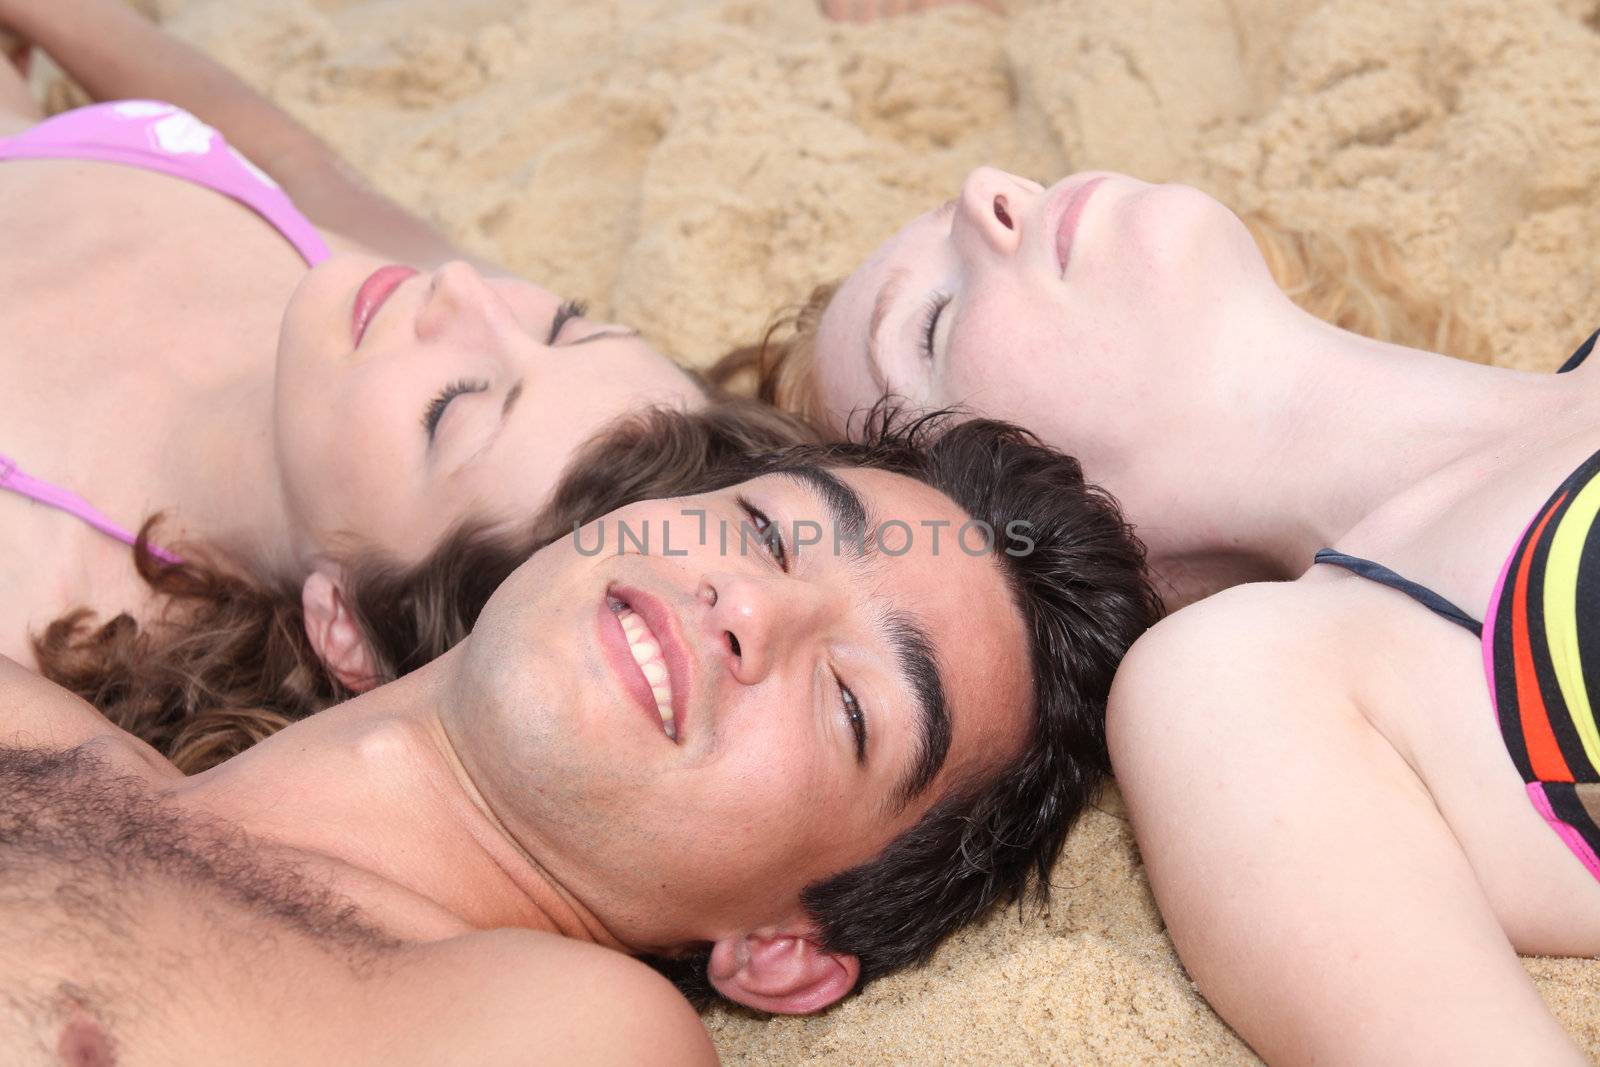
[709,212,1487,417]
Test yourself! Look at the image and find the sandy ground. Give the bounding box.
[132,0,1600,1060]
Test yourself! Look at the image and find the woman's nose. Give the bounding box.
[955,166,1036,258]
[415,260,503,345]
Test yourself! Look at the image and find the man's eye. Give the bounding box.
[736,496,787,571]
[839,679,867,764]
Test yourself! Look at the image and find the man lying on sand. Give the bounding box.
[0,416,1157,1063]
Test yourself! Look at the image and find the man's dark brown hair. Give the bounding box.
[650,405,1162,1002]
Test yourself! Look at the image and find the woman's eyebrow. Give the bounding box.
[459,379,525,469]
[502,380,523,419]
[867,269,910,382]
[563,329,640,347]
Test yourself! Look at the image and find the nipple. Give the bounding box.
[55,990,117,1067]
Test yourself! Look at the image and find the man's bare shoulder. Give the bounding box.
[0,655,178,779]
[362,929,717,1066]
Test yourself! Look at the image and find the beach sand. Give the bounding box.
[136,0,1600,1059]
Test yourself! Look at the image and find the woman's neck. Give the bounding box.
[144,366,296,576]
[1081,298,1570,598]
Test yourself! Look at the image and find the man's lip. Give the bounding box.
[1052,176,1108,276]
[351,265,419,347]
[597,584,693,744]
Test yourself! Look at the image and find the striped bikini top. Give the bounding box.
[1315,330,1600,882]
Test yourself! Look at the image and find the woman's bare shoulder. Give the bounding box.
[1109,581,1360,722]
[1129,579,1349,667]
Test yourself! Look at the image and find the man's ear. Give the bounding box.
[706,927,860,1015]
[300,566,380,693]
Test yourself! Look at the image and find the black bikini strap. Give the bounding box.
[1557,329,1599,374]
[1313,549,1483,637]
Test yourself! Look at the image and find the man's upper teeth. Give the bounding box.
[619,607,676,738]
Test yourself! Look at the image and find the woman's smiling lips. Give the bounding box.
[1053,176,1108,276]
[351,264,419,347]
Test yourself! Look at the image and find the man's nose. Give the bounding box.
[698,573,829,686]
[954,165,1037,258]
[414,260,504,345]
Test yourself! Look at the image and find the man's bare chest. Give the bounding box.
[0,746,400,1065]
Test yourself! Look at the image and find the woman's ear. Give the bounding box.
[300,566,380,692]
[706,925,860,1015]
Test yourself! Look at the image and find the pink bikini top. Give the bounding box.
[0,100,331,563]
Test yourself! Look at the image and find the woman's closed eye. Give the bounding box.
[547,299,588,344]
[423,378,490,441]
[918,291,952,362]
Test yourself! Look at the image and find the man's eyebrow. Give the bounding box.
[776,465,868,558]
[866,269,909,391]
[773,464,952,809]
[884,609,951,812]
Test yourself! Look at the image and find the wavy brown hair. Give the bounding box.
[709,212,1490,415]
[33,398,815,773]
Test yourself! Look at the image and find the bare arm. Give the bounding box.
[0,21,35,123]
[1107,586,1588,1065]
[0,654,177,777]
[0,0,493,269]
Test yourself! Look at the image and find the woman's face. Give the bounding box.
[273,255,705,563]
[813,168,1271,461]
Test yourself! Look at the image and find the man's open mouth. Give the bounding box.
[607,594,677,740]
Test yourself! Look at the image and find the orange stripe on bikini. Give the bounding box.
[1512,492,1575,783]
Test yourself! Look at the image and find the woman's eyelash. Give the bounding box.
[919,292,951,361]
[736,495,787,571]
[547,299,589,344]
[422,378,490,440]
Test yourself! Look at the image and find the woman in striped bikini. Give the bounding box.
[733,168,1600,1061]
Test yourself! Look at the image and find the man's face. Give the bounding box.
[442,465,1032,951]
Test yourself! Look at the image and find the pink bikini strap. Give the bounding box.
[0,453,182,565]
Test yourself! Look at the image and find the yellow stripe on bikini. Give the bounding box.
[1544,473,1600,775]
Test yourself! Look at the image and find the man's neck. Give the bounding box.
[163,657,624,950]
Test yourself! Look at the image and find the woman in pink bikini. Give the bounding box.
[0,0,817,769]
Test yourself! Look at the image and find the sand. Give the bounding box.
[107,0,1600,1059]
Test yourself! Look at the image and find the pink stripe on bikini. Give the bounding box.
[1526,782,1600,879]
[1,453,181,565]
[1480,514,1532,723]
